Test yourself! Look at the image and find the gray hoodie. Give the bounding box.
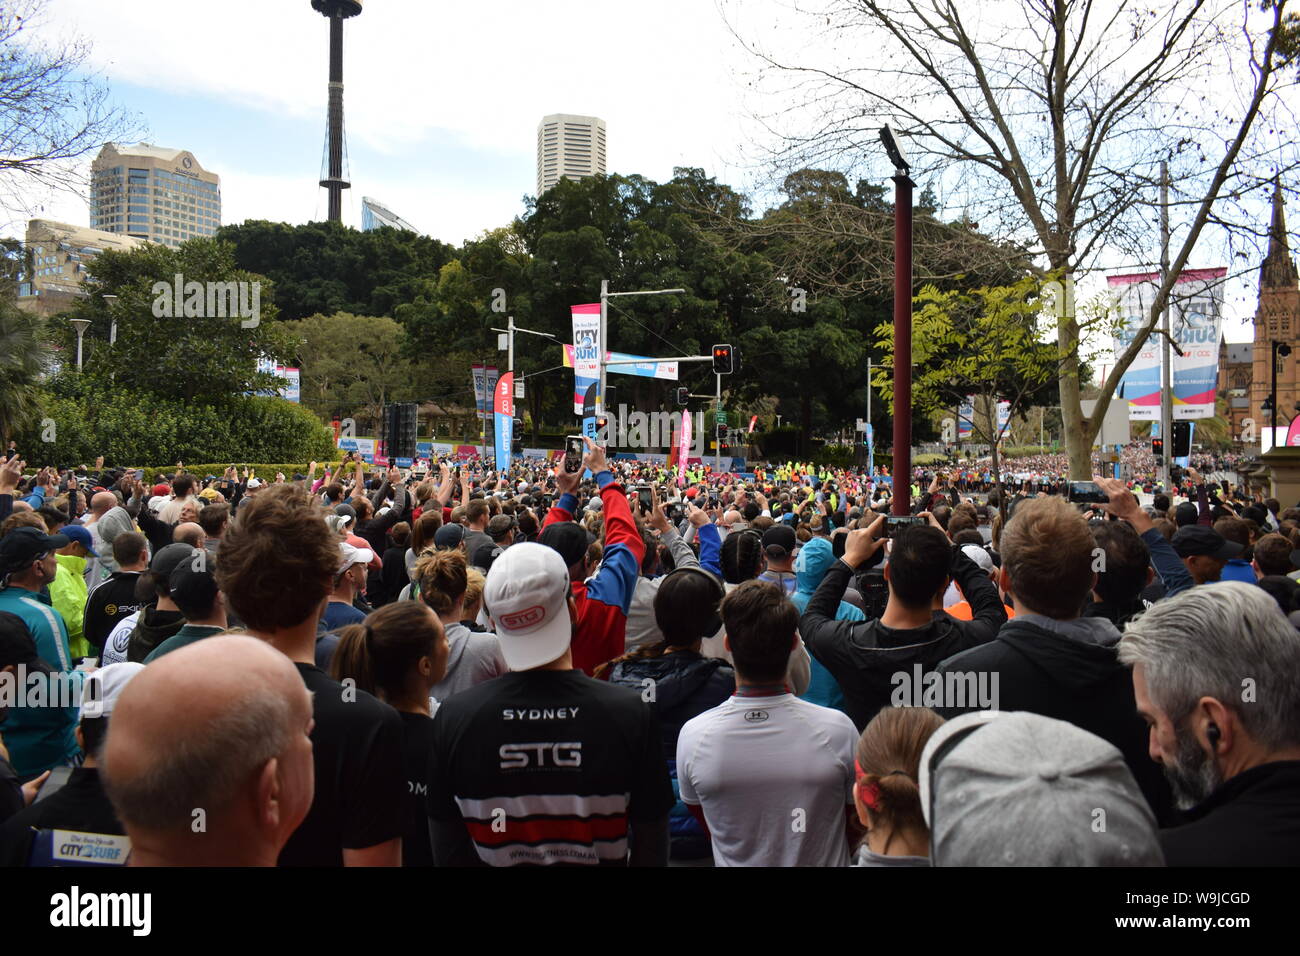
[85,506,138,587]
[430,621,508,700]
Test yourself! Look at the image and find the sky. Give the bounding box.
[6,0,1289,345]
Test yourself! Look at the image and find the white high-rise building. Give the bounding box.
[536,114,607,196]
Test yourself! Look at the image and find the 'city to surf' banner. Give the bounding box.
[571,304,601,414]
[1107,268,1225,420]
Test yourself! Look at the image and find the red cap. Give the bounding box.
[152,483,171,497]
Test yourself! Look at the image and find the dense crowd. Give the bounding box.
[0,441,1298,867]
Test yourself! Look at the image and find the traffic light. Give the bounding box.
[716,422,727,439]
[1171,421,1191,458]
[675,386,689,405]
[1151,437,1163,457]
[712,344,733,374]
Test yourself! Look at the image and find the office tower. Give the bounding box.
[89,143,221,247]
[536,114,607,196]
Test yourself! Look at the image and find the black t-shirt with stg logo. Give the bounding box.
[426,669,673,866]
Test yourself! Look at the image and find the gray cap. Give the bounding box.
[919,711,1163,867]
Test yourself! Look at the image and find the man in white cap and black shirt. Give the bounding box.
[919,711,1164,866]
[0,661,144,865]
[425,541,673,866]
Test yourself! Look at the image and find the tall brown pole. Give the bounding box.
[891,171,914,515]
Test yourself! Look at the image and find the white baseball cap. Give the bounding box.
[246,477,263,489]
[338,541,375,574]
[483,542,572,671]
[960,544,995,574]
[80,661,146,720]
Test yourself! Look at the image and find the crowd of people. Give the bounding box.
[0,439,1298,867]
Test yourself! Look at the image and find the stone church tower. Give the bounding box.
[1251,177,1299,442]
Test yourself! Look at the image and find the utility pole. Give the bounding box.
[1159,160,1173,490]
[598,279,608,415]
[597,282,684,416]
[715,371,723,472]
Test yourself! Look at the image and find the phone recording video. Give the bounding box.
[564,435,585,474]
[1067,481,1109,504]
[884,515,925,538]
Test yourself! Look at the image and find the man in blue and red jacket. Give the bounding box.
[540,438,645,677]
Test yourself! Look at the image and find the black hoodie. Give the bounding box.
[937,615,1175,826]
[126,606,186,663]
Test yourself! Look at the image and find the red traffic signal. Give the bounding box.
[1152,437,1164,456]
[712,344,733,375]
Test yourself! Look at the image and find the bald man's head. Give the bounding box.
[91,491,118,516]
[102,635,314,865]
[173,522,205,548]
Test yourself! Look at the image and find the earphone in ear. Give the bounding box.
[1206,723,1221,748]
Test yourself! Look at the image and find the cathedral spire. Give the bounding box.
[1261,176,1298,288]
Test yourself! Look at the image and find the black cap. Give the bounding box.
[0,610,53,674]
[471,542,503,573]
[151,543,199,580]
[168,562,219,617]
[539,521,590,569]
[434,523,467,550]
[1171,525,1243,561]
[1174,502,1199,527]
[762,524,797,558]
[0,527,69,575]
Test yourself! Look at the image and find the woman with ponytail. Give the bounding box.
[852,706,945,867]
[331,601,449,867]
[413,549,506,699]
[603,568,733,863]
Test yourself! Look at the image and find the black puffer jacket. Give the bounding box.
[609,651,734,759]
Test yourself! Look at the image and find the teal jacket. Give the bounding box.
[0,586,83,777]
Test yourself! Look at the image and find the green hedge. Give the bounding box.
[15,392,337,468]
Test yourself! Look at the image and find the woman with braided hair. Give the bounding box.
[852,705,945,867]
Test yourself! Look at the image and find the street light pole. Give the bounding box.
[1159,161,1173,490]
[103,294,118,346]
[1268,339,1293,448]
[880,125,914,515]
[69,318,91,371]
